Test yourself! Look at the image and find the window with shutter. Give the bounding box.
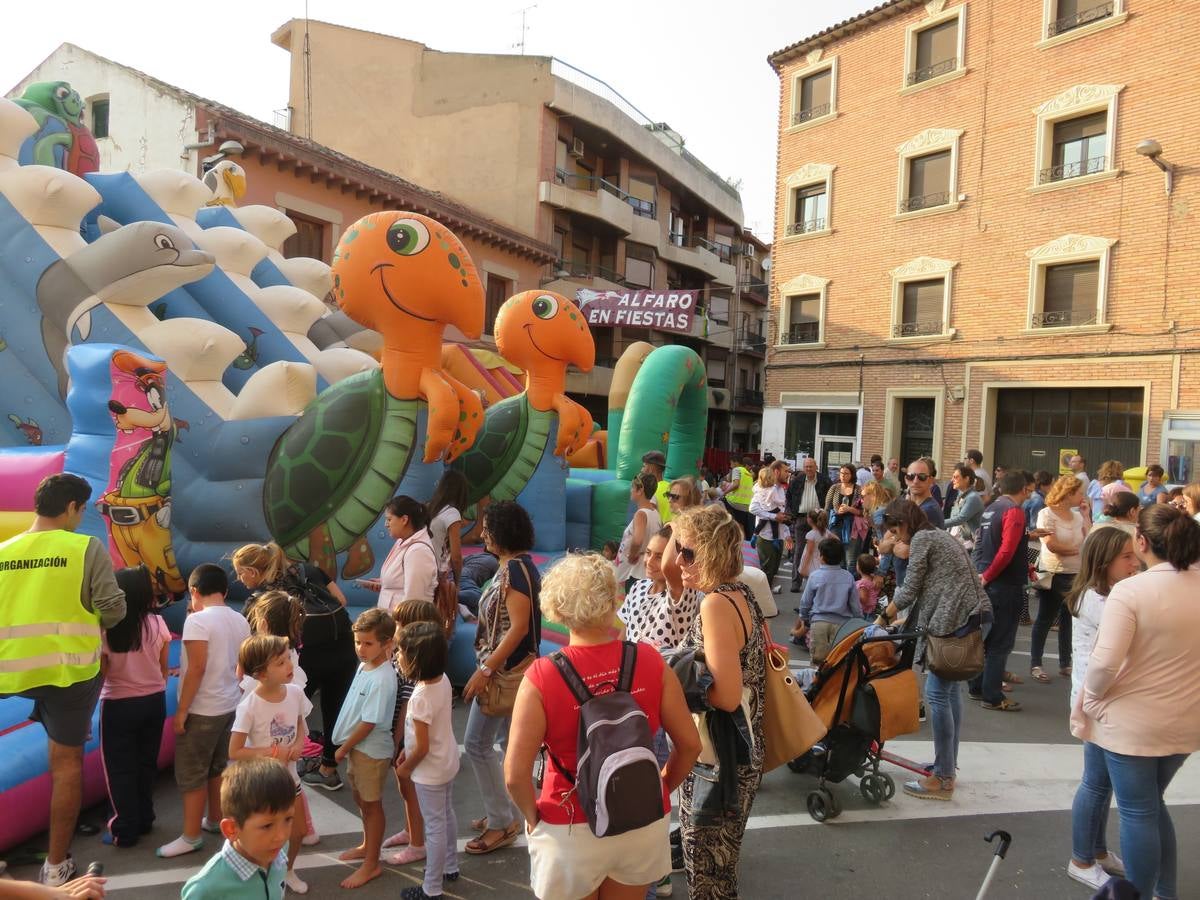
[899,279,944,336]
[904,151,951,211]
[786,294,821,344]
[1039,262,1098,327]
[911,20,958,84]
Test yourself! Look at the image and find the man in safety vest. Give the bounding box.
[722,456,756,539]
[0,474,125,886]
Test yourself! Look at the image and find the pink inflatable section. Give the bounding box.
[0,450,65,509]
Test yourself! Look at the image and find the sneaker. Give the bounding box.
[400,887,435,900]
[656,874,674,896]
[772,584,782,595]
[284,869,309,894]
[40,857,75,887]
[300,831,320,846]
[671,842,684,873]
[1097,852,1126,877]
[902,775,953,801]
[301,768,343,791]
[918,703,927,723]
[1067,861,1111,891]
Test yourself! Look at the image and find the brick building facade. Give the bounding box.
[765,0,1200,483]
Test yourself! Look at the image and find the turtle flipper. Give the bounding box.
[307,524,337,582]
[342,536,374,580]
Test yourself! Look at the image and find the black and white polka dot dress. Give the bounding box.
[617,579,703,650]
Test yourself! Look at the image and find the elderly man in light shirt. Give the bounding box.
[785,457,831,593]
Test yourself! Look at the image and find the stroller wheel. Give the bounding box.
[860,775,884,804]
[880,772,896,800]
[806,787,840,822]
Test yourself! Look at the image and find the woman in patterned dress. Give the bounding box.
[671,505,766,900]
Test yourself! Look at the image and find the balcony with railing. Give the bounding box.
[899,191,952,213]
[1047,1,1113,37]
[691,235,734,263]
[660,233,736,286]
[906,57,957,86]
[540,257,627,289]
[736,389,764,409]
[740,280,768,305]
[785,217,826,237]
[791,102,830,127]
[1032,308,1097,328]
[1038,155,1107,185]
[551,167,656,218]
[737,328,767,354]
[785,322,821,345]
[892,319,945,338]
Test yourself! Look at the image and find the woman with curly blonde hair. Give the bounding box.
[670,504,766,899]
[1032,475,1089,684]
[504,553,699,900]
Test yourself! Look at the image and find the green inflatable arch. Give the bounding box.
[592,344,708,548]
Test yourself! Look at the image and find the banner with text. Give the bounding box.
[575,288,696,335]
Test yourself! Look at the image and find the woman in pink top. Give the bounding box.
[1071,504,1200,900]
[359,495,438,613]
[100,567,170,847]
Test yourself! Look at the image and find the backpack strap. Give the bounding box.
[550,649,593,706]
[617,640,639,693]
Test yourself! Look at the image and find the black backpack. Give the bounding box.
[288,565,351,649]
[546,641,665,837]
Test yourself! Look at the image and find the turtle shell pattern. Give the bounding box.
[264,368,418,558]
[453,393,553,508]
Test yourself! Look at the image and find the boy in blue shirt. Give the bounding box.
[796,537,863,665]
[331,608,398,889]
[181,758,295,899]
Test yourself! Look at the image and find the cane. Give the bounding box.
[974,830,1012,900]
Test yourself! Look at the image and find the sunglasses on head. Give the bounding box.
[674,540,696,566]
[905,472,930,482]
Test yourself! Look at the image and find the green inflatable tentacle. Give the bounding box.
[592,344,708,548]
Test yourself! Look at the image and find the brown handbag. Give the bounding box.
[761,624,827,773]
[434,570,458,640]
[479,558,538,718]
[925,625,985,682]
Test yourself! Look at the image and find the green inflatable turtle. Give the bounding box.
[263,212,486,579]
[452,290,595,507]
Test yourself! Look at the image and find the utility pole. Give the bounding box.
[514,4,537,54]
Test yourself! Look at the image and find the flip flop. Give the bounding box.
[1031,667,1052,684]
[465,823,520,855]
[1002,682,1013,693]
[981,699,1022,711]
[1003,672,1023,684]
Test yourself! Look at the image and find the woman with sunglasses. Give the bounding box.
[666,477,703,517]
[824,464,865,569]
[875,499,990,801]
[1071,504,1200,900]
[671,504,766,899]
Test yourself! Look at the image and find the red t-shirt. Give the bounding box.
[524,641,668,825]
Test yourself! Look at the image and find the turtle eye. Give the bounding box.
[154,234,176,251]
[54,85,69,100]
[531,294,559,320]
[386,219,430,256]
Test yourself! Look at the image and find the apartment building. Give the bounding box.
[270,19,766,441]
[765,0,1200,480]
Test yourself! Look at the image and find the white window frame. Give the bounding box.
[777,273,829,349]
[901,1,968,96]
[782,164,834,242]
[895,128,963,220]
[1024,233,1116,335]
[1030,83,1123,193]
[889,256,957,343]
[1039,0,1128,49]
[786,50,838,134]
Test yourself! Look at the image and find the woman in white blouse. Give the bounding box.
[359,495,438,612]
[1032,475,1088,683]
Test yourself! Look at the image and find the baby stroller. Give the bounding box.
[787,620,925,821]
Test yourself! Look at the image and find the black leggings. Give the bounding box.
[1031,573,1073,670]
[299,634,357,767]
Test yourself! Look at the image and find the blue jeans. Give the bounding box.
[1102,748,1189,899]
[1071,741,1112,864]
[923,671,962,779]
[463,699,519,828]
[414,780,459,895]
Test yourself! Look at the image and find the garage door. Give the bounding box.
[993,388,1143,473]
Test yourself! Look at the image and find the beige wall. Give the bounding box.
[274,20,548,238]
[765,1,1200,469]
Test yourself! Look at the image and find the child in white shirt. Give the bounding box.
[231,636,312,894]
[395,622,459,900]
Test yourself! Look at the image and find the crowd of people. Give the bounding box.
[3,440,1200,898]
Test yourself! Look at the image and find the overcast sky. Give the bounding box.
[1,0,872,240]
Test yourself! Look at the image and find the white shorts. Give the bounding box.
[527,814,671,900]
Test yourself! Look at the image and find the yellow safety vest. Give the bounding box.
[0,530,99,692]
[729,467,754,508]
[655,481,673,523]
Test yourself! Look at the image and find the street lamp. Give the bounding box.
[1135,139,1174,195]
[201,140,244,174]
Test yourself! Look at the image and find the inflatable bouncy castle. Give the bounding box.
[0,85,711,850]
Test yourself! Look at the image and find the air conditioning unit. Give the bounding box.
[569,137,585,158]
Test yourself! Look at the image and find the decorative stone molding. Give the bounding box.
[785,164,836,188]
[806,48,824,65]
[1025,234,1117,261]
[1033,84,1123,117]
[895,128,963,156]
[925,0,947,15]
[891,256,957,278]
[780,273,830,294]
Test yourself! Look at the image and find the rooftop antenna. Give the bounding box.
[513,4,536,54]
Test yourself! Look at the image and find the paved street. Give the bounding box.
[5,563,1198,898]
